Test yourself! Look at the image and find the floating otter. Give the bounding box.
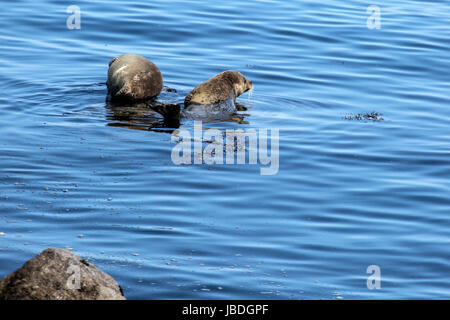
[184,70,253,107]
[107,54,163,102]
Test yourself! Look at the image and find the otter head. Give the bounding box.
[222,70,254,98]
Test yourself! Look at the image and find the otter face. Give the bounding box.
[241,77,254,94]
[230,72,253,97]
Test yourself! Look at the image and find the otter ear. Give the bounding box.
[109,57,118,67]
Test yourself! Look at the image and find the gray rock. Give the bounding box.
[107,53,163,102]
[0,248,125,300]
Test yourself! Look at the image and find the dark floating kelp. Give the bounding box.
[344,112,384,122]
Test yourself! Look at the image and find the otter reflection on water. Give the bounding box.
[105,98,181,133]
[105,95,250,133]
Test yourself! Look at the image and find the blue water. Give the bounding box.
[0,0,449,299]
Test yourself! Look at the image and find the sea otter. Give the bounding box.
[184,70,253,107]
[107,54,163,102]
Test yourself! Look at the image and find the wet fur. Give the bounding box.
[107,54,163,102]
[184,70,253,107]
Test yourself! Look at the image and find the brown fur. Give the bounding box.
[184,70,253,107]
[107,54,163,102]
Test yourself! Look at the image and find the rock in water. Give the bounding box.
[0,248,125,300]
[107,53,163,102]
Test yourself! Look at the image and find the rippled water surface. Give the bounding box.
[1,0,449,299]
